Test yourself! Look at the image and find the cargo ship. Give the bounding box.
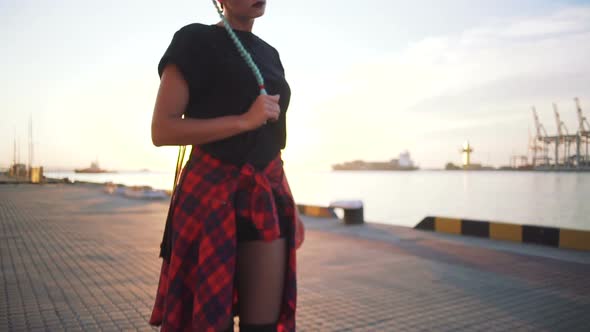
[74,160,115,173]
[332,151,419,171]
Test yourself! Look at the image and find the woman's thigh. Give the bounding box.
[236,238,287,324]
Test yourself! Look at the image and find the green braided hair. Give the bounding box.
[211,0,267,95]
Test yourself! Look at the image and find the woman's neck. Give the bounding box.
[218,14,254,32]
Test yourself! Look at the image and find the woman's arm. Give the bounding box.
[151,64,281,147]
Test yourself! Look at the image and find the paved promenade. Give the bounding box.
[1,183,589,331]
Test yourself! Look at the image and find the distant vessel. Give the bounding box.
[332,151,419,171]
[74,160,115,173]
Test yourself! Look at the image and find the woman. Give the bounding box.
[149,0,303,331]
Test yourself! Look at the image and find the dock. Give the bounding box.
[1,183,589,331]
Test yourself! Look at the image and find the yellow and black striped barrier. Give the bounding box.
[297,203,364,224]
[416,216,590,251]
[297,204,337,218]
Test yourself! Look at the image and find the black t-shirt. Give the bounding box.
[158,23,291,170]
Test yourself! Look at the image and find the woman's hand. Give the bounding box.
[240,94,281,130]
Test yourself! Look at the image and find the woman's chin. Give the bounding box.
[250,6,266,17]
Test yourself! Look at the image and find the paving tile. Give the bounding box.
[1,184,589,331]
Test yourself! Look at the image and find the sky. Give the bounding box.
[1,0,590,172]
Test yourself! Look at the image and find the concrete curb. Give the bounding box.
[416,216,590,251]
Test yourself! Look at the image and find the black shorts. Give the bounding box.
[235,214,290,242]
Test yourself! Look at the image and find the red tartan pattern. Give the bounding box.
[149,147,297,332]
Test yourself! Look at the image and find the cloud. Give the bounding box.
[485,6,590,39]
[286,5,590,169]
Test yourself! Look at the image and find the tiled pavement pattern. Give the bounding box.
[1,184,590,331]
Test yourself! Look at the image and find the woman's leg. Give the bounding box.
[236,238,287,331]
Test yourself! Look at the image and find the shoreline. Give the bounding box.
[4,172,589,232]
[0,173,174,197]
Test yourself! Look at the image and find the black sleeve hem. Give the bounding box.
[157,27,194,86]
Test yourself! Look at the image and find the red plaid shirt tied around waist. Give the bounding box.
[150,147,297,332]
